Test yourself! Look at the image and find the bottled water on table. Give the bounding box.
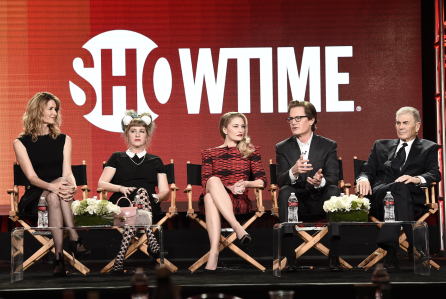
[287,192,298,223]
[383,191,395,222]
[37,196,48,228]
[131,267,149,299]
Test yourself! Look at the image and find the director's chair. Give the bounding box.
[98,159,179,273]
[353,157,440,270]
[269,158,353,271]
[8,161,90,275]
[184,161,266,273]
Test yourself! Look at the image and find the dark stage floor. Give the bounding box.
[1,256,446,299]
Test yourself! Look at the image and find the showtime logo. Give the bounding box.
[70,30,353,133]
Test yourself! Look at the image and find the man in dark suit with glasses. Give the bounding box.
[275,100,342,272]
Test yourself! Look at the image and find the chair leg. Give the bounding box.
[296,229,353,270]
[227,243,266,271]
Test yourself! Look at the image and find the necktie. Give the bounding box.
[391,143,408,174]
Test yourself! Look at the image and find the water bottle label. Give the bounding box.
[288,202,298,207]
[38,207,47,211]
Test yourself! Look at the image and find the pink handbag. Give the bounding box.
[113,197,138,226]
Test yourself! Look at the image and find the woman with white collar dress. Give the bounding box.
[98,110,169,275]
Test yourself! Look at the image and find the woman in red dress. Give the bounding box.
[200,112,267,271]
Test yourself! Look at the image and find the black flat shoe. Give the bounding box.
[111,269,125,276]
[53,253,66,277]
[69,237,91,259]
[329,256,343,272]
[240,233,251,245]
[203,268,218,274]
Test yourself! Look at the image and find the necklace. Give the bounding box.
[129,154,145,166]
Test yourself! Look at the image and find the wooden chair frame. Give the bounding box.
[8,161,90,275]
[184,161,266,273]
[269,158,353,271]
[352,156,440,270]
[97,159,179,273]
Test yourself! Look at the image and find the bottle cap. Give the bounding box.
[386,191,391,194]
[291,193,295,195]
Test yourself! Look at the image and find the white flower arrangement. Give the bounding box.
[323,194,371,213]
[71,197,121,216]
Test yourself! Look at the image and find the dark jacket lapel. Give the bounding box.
[387,139,399,165]
[307,134,321,179]
[400,137,422,174]
[287,136,301,167]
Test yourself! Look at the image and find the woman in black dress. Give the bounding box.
[98,110,169,275]
[13,92,90,277]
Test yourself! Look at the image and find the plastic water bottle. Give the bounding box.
[131,267,149,299]
[287,193,298,222]
[383,191,395,222]
[37,197,48,228]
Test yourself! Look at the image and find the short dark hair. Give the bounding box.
[288,101,318,131]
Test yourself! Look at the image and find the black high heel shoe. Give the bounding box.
[68,237,91,259]
[53,253,66,277]
[240,233,251,245]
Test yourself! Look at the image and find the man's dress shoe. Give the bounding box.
[329,256,343,272]
[283,257,297,273]
[383,254,400,272]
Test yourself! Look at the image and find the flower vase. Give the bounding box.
[328,209,368,222]
[75,214,114,226]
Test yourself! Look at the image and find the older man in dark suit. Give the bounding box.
[276,100,342,272]
[357,106,441,271]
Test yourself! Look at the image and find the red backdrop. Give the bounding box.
[0,0,423,214]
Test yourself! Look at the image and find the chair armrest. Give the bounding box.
[8,186,19,214]
[248,185,264,209]
[168,183,179,213]
[184,184,195,216]
[7,188,18,195]
[97,188,108,200]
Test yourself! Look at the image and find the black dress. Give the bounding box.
[106,152,165,215]
[17,134,66,216]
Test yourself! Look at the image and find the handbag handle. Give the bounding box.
[116,196,133,207]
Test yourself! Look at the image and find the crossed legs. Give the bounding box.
[44,177,83,273]
[203,177,247,270]
[113,188,160,272]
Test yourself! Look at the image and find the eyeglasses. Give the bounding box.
[286,116,308,123]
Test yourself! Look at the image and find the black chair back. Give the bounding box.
[354,157,367,183]
[269,163,277,185]
[165,161,175,184]
[337,158,344,181]
[72,164,88,185]
[187,163,202,186]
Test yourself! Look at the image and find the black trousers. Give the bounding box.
[370,182,415,252]
[278,184,341,260]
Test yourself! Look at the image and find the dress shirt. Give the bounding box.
[289,133,326,188]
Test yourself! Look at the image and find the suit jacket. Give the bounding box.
[358,137,441,208]
[275,134,339,192]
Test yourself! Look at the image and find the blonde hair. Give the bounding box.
[20,92,61,141]
[121,110,155,146]
[219,112,254,159]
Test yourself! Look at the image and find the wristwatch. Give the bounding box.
[152,194,160,203]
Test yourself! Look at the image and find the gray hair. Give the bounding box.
[396,107,421,123]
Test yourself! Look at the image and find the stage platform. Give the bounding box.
[1,257,446,299]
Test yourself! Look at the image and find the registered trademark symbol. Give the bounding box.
[356,106,361,111]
